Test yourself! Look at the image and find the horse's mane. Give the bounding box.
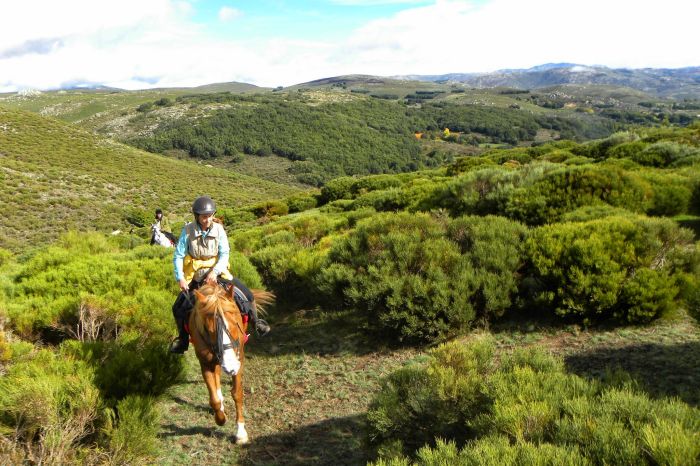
[193,284,238,338]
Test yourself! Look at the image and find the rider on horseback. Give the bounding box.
[169,196,270,354]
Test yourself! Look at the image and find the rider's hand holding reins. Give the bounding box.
[205,270,218,286]
[178,278,189,293]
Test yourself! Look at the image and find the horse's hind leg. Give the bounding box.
[232,370,248,444]
[202,366,227,426]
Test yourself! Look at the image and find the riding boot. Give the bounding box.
[249,305,270,336]
[169,318,190,353]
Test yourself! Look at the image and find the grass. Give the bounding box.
[157,308,419,465]
[155,305,700,465]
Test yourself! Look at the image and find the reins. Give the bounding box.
[195,290,245,364]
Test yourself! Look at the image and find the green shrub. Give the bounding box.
[105,395,160,465]
[574,131,639,160]
[284,192,318,213]
[317,213,526,342]
[0,248,12,267]
[218,207,257,226]
[634,141,697,167]
[5,234,175,340]
[0,349,100,464]
[537,149,576,163]
[607,140,648,160]
[319,176,356,204]
[351,174,404,195]
[124,208,151,228]
[560,205,635,222]
[367,337,496,457]
[229,251,263,289]
[506,164,651,225]
[446,157,496,176]
[639,172,693,216]
[368,339,700,464]
[250,200,289,218]
[65,335,184,401]
[523,216,695,323]
[353,188,409,211]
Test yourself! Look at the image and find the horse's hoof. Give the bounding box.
[236,423,249,445]
[215,412,227,426]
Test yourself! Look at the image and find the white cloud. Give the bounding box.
[218,6,242,22]
[0,0,698,92]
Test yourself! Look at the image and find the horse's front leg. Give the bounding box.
[232,350,248,444]
[202,365,227,426]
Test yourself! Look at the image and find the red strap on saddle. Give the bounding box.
[184,323,194,343]
[242,315,249,343]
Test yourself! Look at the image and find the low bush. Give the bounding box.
[523,216,696,324]
[446,157,496,176]
[317,213,526,342]
[505,164,651,225]
[64,335,184,402]
[4,234,175,340]
[284,192,318,213]
[250,200,289,218]
[318,176,356,204]
[104,395,160,465]
[0,349,101,465]
[368,339,700,465]
[639,172,693,216]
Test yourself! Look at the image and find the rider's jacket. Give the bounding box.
[173,221,231,283]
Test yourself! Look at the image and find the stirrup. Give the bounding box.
[169,336,189,354]
[255,319,270,337]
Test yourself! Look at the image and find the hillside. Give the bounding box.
[0,122,699,465]
[0,106,299,252]
[2,73,698,189]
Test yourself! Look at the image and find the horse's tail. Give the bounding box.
[251,289,275,316]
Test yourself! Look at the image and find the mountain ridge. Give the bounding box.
[394,64,700,99]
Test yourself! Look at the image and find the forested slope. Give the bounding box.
[0,107,298,251]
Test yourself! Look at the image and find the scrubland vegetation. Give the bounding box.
[126,91,654,185]
[0,107,297,251]
[1,91,699,464]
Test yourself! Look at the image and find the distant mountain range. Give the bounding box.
[396,64,700,99]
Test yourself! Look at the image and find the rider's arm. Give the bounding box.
[212,227,230,276]
[173,227,188,282]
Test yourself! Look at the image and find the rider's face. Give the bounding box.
[197,213,214,230]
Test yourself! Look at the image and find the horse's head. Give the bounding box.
[193,284,241,334]
[192,284,245,373]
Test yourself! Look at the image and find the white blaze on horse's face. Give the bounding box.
[220,317,241,375]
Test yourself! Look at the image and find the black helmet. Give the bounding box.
[192,196,216,215]
[155,208,162,216]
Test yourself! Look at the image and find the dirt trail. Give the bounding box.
[156,309,419,465]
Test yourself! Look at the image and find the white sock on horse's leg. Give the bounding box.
[217,387,225,412]
[236,422,248,444]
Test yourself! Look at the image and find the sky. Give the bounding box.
[0,0,698,92]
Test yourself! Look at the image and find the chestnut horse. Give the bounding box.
[190,283,274,444]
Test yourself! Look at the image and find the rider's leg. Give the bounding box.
[169,285,196,353]
[230,278,270,336]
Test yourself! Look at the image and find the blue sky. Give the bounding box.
[0,0,697,91]
[192,1,441,41]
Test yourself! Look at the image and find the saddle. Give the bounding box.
[171,285,252,329]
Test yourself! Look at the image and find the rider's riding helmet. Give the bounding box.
[192,196,216,216]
